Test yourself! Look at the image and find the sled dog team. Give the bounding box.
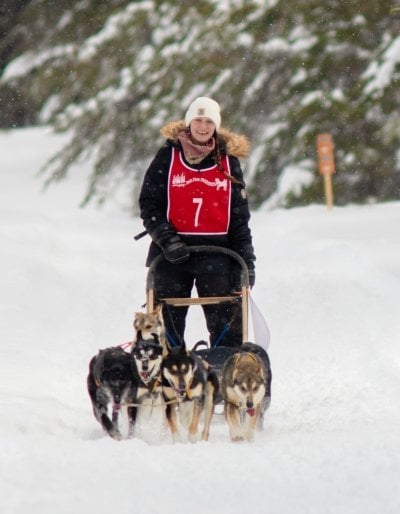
[87,305,272,443]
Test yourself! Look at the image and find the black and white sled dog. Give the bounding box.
[129,337,166,439]
[131,337,164,403]
[87,346,138,440]
[220,342,272,442]
[161,341,219,443]
[131,305,167,413]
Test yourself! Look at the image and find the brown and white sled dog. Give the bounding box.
[161,342,219,443]
[221,343,271,442]
[133,304,167,356]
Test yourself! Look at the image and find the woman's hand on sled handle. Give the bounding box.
[149,223,190,264]
[162,235,190,264]
[231,265,255,291]
[248,268,255,288]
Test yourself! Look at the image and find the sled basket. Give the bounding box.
[145,245,250,343]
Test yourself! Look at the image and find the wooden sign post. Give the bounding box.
[316,133,335,209]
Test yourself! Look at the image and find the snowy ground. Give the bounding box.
[1,127,400,514]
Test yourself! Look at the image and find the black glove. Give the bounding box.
[248,269,255,288]
[162,235,190,264]
[230,266,255,290]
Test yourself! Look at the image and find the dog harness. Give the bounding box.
[167,148,231,235]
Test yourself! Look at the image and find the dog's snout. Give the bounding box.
[176,377,186,396]
[246,399,254,409]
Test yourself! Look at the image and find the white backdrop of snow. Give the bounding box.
[1,128,399,514]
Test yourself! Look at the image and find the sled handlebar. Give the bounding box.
[145,245,250,341]
[146,245,250,290]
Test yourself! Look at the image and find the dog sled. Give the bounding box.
[145,245,270,381]
[146,244,270,350]
[146,244,251,342]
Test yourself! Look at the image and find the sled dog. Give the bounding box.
[131,337,164,402]
[221,342,271,442]
[161,342,219,442]
[133,304,167,355]
[87,347,138,440]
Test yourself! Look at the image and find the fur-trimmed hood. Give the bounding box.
[160,120,250,158]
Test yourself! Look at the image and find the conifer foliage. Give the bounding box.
[1,0,399,207]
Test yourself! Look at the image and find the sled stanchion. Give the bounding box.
[241,286,249,342]
[147,288,155,313]
[146,245,250,342]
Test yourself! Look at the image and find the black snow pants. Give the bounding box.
[153,259,242,348]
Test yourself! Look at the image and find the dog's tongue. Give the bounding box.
[246,408,255,417]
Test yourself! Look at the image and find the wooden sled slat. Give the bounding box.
[161,295,241,306]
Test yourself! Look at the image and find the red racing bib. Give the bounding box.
[167,149,231,235]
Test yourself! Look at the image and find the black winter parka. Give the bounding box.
[139,121,255,272]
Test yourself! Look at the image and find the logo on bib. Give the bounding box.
[171,175,227,191]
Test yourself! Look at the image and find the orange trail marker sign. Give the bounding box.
[316,133,335,209]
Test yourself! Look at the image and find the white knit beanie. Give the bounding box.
[184,97,221,130]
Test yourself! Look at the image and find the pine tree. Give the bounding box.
[1,0,399,208]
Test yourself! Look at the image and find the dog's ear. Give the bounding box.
[232,367,240,384]
[154,303,163,316]
[133,312,142,327]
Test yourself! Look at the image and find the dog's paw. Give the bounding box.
[230,426,245,442]
[231,435,245,442]
[110,429,123,441]
[172,431,183,444]
[188,430,200,444]
[127,423,136,439]
[106,424,123,441]
[101,414,122,441]
[245,431,255,443]
[201,430,210,442]
[229,426,245,442]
